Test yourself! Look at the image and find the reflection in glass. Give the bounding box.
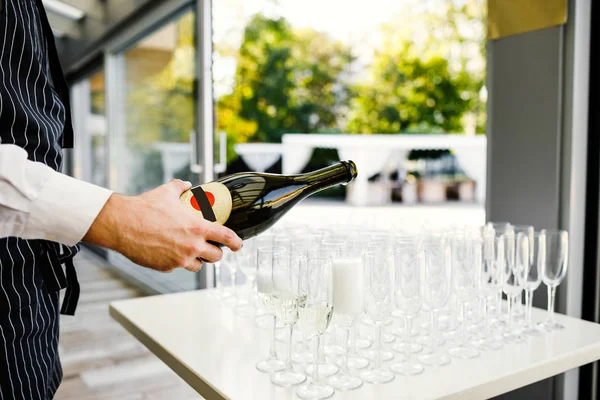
[120,13,198,195]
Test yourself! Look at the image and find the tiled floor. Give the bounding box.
[54,251,200,400]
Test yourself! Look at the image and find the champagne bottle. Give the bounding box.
[180,160,358,244]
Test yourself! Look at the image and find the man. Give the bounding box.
[0,1,242,398]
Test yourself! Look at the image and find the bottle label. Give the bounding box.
[179,182,232,225]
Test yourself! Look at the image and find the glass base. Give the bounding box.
[297,381,335,400]
[416,335,445,348]
[390,361,424,376]
[305,362,339,378]
[472,337,503,351]
[537,320,565,332]
[335,355,369,370]
[392,326,419,338]
[418,352,451,366]
[352,338,372,349]
[324,344,345,356]
[448,345,480,359]
[360,368,395,384]
[523,326,543,337]
[503,331,526,344]
[328,373,363,390]
[271,370,307,387]
[362,349,394,362]
[292,352,314,364]
[256,358,286,373]
[420,321,449,333]
[392,342,422,354]
[382,334,396,344]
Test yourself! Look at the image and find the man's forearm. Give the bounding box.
[0,144,113,245]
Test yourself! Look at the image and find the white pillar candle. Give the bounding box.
[331,257,364,316]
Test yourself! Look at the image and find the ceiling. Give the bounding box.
[42,0,159,72]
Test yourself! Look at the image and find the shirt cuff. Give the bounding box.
[27,171,113,246]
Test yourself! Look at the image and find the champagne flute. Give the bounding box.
[235,240,256,317]
[487,222,511,320]
[521,231,544,335]
[390,243,425,375]
[538,229,569,331]
[472,231,504,350]
[360,251,395,384]
[418,235,452,367]
[290,241,314,364]
[448,234,480,358]
[270,249,306,386]
[512,225,534,319]
[502,231,526,343]
[296,255,335,400]
[255,246,286,373]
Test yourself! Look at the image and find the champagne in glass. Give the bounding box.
[297,256,335,400]
[271,250,306,387]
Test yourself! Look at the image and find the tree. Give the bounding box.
[347,43,474,134]
[216,14,354,159]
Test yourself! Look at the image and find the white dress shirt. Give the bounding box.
[0,144,113,246]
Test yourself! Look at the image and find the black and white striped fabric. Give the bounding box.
[1,0,79,398]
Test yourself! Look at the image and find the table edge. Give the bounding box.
[109,303,228,400]
[441,341,600,400]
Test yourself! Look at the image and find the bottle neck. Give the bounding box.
[295,161,357,193]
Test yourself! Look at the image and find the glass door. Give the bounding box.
[71,70,108,188]
[106,8,201,293]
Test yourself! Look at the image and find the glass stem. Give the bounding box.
[341,325,351,375]
[269,316,278,360]
[230,270,237,303]
[404,316,413,362]
[483,297,490,336]
[312,335,320,383]
[215,263,221,292]
[507,296,513,332]
[375,321,383,369]
[350,323,358,355]
[429,311,435,349]
[496,290,502,318]
[460,302,466,345]
[286,324,294,369]
[549,286,557,324]
[525,289,533,328]
[431,311,438,353]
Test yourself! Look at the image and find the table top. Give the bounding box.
[110,289,600,400]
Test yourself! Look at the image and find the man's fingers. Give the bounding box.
[196,242,224,264]
[185,258,204,273]
[168,179,192,195]
[206,224,243,252]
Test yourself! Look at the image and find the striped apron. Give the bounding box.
[1,0,79,398]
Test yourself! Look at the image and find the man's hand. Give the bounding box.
[82,179,242,273]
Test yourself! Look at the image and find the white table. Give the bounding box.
[110,289,600,400]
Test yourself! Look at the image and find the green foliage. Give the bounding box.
[217,14,354,160]
[347,44,474,134]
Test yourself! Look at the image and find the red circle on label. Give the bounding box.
[206,191,215,206]
[190,196,201,211]
[189,191,215,211]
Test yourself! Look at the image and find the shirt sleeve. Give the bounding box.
[0,144,113,246]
